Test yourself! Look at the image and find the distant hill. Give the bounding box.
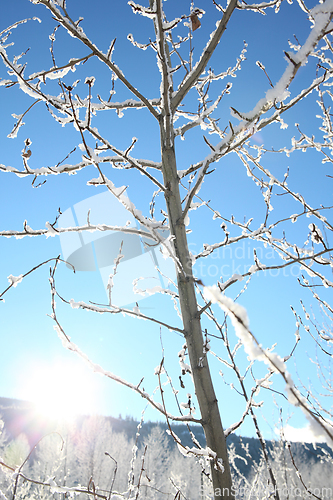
[0,396,54,445]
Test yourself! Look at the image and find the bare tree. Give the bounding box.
[1,0,333,498]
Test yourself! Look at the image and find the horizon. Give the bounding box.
[0,394,328,446]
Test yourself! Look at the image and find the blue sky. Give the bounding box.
[0,0,332,442]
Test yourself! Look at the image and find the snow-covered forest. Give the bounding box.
[0,407,333,499]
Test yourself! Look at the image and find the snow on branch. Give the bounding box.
[127,33,155,51]
[156,357,223,467]
[240,148,333,232]
[174,88,229,139]
[204,285,333,447]
[154,0,174,148]
[0,17,41,40]
[27,53,95,83]
[7,100,41,139]
[34,0,160,118]
[0,458,109,499]
[0,154,162,179]
[202,226,333,288]
[0,257,73,302]
[0,220,160,241]
[84,174,181,267]
[96,96,161,112]
[234,2,333,122]
[224,393,261,437]
[84,126,165,190]
[172,0,237,109]
[189,188,332,285]
[128,1,156,19]
[174,41,247,140]
[68,297,184,334]
[235,0,282,14]
[0,43,65,105]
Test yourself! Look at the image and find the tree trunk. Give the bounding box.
[161,141,233,499]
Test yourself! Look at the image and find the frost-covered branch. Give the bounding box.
[84,125,165,190]
[174,43,247,140]
[154,0,174,148]
[181,71,332,220]
[0,155,162,178]
[239,148,333,231]
[172,0,237,109]
[0,221,162,241]
[68,297,184,334]
[34,0,160,119]
[203,236,333,288]
[0,41,73,115]
[174,86,229,139]
[0,459,109,500]
[195,284,282,492]
[235,0,282,12]
[95,96,161,112]
[27,53,95,84]
[0,256,73,302]
[205,286,333,447]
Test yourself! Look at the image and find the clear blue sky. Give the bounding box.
[0,0,332,441]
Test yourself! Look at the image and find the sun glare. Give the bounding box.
[22,360,99,421]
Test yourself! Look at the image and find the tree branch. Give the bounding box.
[172,0,238,109]
[36,0,160,119]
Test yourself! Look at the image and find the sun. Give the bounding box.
[22,359,100,421]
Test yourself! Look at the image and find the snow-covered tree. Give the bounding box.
[138,426,171,497]
[2,434,30,471]
[74,416,134,494]
[1,0,333,498]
